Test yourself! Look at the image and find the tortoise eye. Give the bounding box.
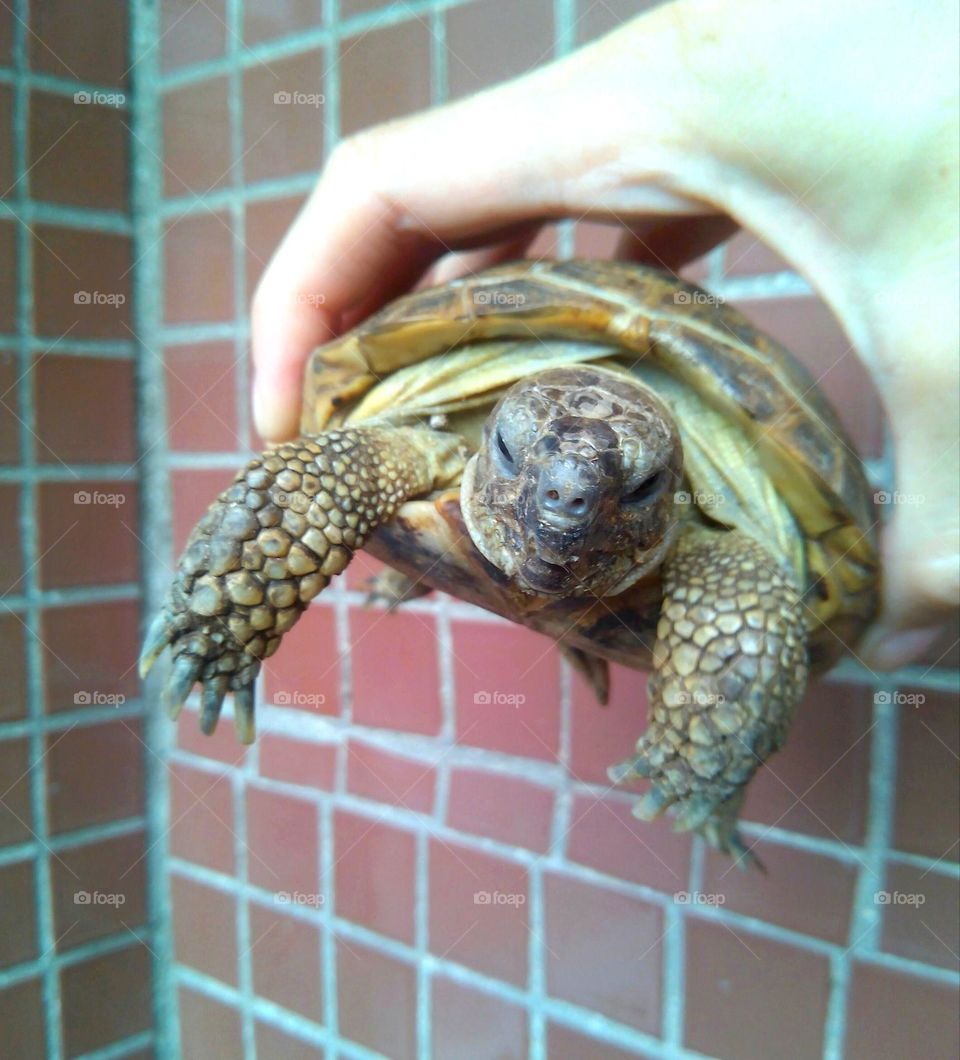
[622,470,665,505]
[494,428,516,472]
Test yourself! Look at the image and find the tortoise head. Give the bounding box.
[462,366,684,597]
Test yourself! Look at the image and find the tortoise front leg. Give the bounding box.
[610,524,808,865]
[140,425,463,742]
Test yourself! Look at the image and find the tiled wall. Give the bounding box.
[0,2,154,1058]
[2,1,956,1058]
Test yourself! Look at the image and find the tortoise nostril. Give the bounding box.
[570,497,585,512]
[547,489,560,501]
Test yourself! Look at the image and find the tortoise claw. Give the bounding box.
[632,785,676,821]
[164,654,202,721]
[607,751,654,785]
[200,676,229,735]
[671,795,717,834]
[232,686,256,745]
[139,611,174,679]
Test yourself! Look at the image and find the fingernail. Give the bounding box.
[860,627,942,670]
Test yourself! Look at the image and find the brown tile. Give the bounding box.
[569,663,648,786]
[577,0,661,44]
[339,20,430,137]
[446,0,553,100]
[165,342,240,452]
[171,873,238,985]
[178,986,243,1057]
[249,902,323,1019]
[0,484,23,594]
[0,978,46,1058]
[334,809,416,943]
[41,598,139,713]
[29,1,129,85]
[242,52,325,185]
[0,859,37,968]
[46,719,144,835]
[548,1023,656,1060]
[432,975,527,1060]
[723,229,793,276]
[162,78,231,197]
[29,91,127,210]
[446,767,553,853]
[734,296,884,458]
[846,959,959,1059]
[161,0,226,73]
[340,0,391,15]
[60,943,152,1056]
[337,938,417,1060]
[740,679,872,844]
[350,608,442,735]
[893,688,959,861]
[880,863,959,971]
[34,354,136,464]
[262,601,341,720]
[0,738,33,845]
[429,837,529,986]
[574,221,622,261]
[0,349,19,464]
[170,466,236,555]
[176,708,251,767]
[51,831,147,952]
[0,219,16,330]
[169,762,236,875]
[0,612,28,720]
[545,871,662,1032]
[0,6,12,65]
[255,1022,325,1060]
[452,618,561,761]
[33,225,132,339]
[0,84,12,199]
[684,917,830,1059]
[163,211,235,324]
[245,0,323,45]
[246,784,320,897]
[37,480,138,590]
[259,734,337,791]
[700,841,856,944]
[345,739,435,813]
[245,195,305,298]
[565,792,691,895]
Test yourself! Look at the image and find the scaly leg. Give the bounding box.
[610,524,808,865]
[140,426,463,741]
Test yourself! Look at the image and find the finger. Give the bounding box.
[616,215,741,272]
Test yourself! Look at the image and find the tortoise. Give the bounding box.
[140,259,880,861]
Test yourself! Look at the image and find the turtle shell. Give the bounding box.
[302,259,879,665]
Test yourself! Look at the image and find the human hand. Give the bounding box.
[250,0,959,669]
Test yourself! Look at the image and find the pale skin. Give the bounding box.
[250,0,959,669]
